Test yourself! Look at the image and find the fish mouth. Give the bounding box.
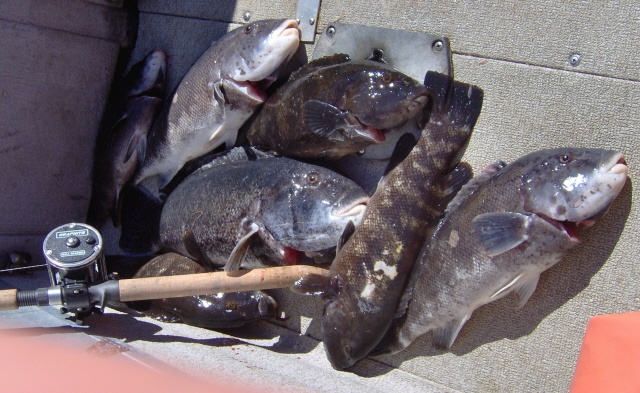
[333,195,369,217]
[242,19,299,83]
[345,113,386,143]
[538,215,583,243]
[600,152,628,176]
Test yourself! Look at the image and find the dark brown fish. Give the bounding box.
[127,252,277,328]
[245,54,428,159]
[293,72,484,369]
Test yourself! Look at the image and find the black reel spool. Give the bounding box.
[42,223,107,323]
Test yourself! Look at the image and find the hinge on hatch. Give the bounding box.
[295,0,321,42]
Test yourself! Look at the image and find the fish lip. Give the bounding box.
[251,19,299,82]
[538,214,581,242]
[345,113,386,143]
[600,152,627,175]
[333,196,369,217]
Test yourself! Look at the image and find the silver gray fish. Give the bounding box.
[88,49,167,226]
[159,154,369,271]
[127,252,277,328]
[293,72,483,369]
[378,148,628,355]
[134,19,300,197]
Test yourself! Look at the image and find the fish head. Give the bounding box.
[340,66,429,130]
[125,49,167,99]
[260,164,368,253]
[321,280,378,370]
[220,19,299,88]
[520,148,628,225]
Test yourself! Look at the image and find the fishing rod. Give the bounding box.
[0,223,329,324]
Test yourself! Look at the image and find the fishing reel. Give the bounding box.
[17,223,111,324]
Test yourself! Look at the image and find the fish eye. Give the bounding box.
[306,172,320,185]
[382,74,393,83]
[559,154,572,164]
[244,25,253,34]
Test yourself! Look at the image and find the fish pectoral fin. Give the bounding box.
[432,314,472,349]
[212,80,226,106]
[512,272,541,309]
[224,222,260,271]
[382,133,418,178]
[336,220,356,254]
[290,273,333,297]
[303,100,347,138]
[472,212,532,257]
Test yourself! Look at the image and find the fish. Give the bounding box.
[127,252,277,328]
[134,19,300,198]
[293,72,484,369]
[245,54,429,159]
[158,153,369,272]
[375,148,628,355]
[87,49,167,226]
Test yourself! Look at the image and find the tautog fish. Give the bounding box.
[127,252,277,328]
[246,54,428,159]
[159,156,369,271]
[293,72,483,369]
[377,148,628,355]
[135,19,300,197]
[88,49,166,227]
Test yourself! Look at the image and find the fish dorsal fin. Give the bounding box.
[336,220,356,254]
[492,271,541,308]
[472,212,532,257]
[291,273,333,297]
[224,222,260,271]
[291,53,351,80]
[445,161,505,215]
[303,100,347,138]
[432,314,472,349]
[382,132,418,178]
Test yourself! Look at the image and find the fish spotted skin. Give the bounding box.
[378,148,628,355]
[293,72,484,370]
[246,54,429,159]
[135,19,300,197]
[159,156,368,271]
[127,252,277,328]
[88,49,167,227]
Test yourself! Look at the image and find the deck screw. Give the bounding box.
[432,40,444,52]
[326,26,336,37]
[242,11,251,22]
[569,53,581,66]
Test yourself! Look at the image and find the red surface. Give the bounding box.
[571,311,640,393]
[0,330,249,393]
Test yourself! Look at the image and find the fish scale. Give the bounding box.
[294,72,484,369]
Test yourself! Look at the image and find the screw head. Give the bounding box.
[242,11,251,22]
[326,26,336,37]
[309,17,315,25]
[569,53,581,66]
[433,40,444,52]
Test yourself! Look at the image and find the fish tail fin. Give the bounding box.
[424,71,484,139]
[118,184,164,255]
